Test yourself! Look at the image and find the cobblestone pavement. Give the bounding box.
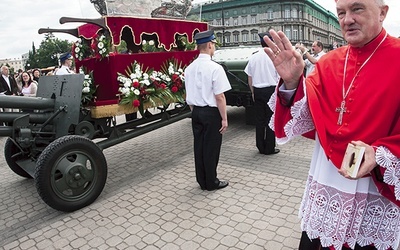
[0,107,315,250]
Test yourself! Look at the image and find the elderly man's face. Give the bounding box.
[1,67,9,76]
[336,0,388,47]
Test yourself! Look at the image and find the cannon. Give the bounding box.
[2,12,209,211]
[1,74,191,212]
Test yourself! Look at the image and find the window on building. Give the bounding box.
[225,19,230,26]
[233,18,238,26]
[251,16,256,24]
[291,8,298,18]
[242,33,248,42]
[242,16,247,25]
[216,19,222,26]
[285,28,292,40]
[267,8,274,20]
[285,7,290,18]
[233,33,239,42]
[252,33,258,41]
[225,34,231,43]
[293,29,299,41]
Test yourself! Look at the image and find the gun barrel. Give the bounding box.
[0,96,54,109]
[0,127,13,137]
[38,28,79,37]
[0,112,52,124]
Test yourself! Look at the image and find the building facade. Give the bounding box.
[189,0,345,50]
[0,56,26,73]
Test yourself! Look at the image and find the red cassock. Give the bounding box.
[274,29,400,206]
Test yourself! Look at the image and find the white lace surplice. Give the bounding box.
[268,86,400,250]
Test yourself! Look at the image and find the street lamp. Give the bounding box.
[221,0,225,47]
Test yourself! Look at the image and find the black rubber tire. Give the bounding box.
[34,135,107,212]
[4,138,32,178]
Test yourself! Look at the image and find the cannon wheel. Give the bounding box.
[4,138,32,178]
[34,135,107,212]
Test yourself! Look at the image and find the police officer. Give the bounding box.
[244,32,280,155]
[184,30,231,191]
[55,52,75,75]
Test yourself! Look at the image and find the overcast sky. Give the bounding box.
[0,0,399,59]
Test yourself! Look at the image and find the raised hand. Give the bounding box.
[263,29,305,90]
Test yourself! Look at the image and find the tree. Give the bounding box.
[25,33,73,70]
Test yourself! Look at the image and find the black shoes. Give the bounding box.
[215,180,229,190]
[263,149,280,155]
[201,180,229,191]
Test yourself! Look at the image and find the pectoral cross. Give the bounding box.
[335,100,347,125]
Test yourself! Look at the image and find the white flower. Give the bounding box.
[133,89,140,95]
[98,42,104,49]
[149,40,154,46]
[141,79,150,86]
[82,87,90,93]
[124,82,131,88]
[75,47,80,53]
[178,68,183,73]
[142,40,147,45]
[143,73,149,79]
[99,35,105,41]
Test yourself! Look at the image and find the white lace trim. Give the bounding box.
[376,146,400,201]
[268,79,315,145]
[300,177,400,250]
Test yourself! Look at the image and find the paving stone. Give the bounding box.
[0,108,320,249]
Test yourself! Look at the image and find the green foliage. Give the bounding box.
[25,34,73,70]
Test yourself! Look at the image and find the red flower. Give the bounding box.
[132,81,140,88]
[171,86,178,93]
[172,74,180,82]
[132,99,140,107]
[160,83,167,89]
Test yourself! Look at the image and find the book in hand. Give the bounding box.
[341,143,366,178]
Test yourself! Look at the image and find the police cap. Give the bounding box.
[59,52,73,62]
[194,30,217,44]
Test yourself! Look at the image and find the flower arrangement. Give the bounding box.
[160,59,186,103]
[79,67,98,106]
[91,33,112,59]
[73,38,91,61]
[117,61,176,115]
[141,40,163,53]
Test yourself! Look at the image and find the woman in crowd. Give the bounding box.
[20,71,37,97]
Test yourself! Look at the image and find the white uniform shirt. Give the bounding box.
[304,51,326,77]
[184,54,231,107]
[55,65,73,75]
[244,48,279,88]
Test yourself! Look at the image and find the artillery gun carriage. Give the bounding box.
[1,14,207,212]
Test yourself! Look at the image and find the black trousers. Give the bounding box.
[299,231,382,250]
[253,86,276,154]
[191,106,222,190]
